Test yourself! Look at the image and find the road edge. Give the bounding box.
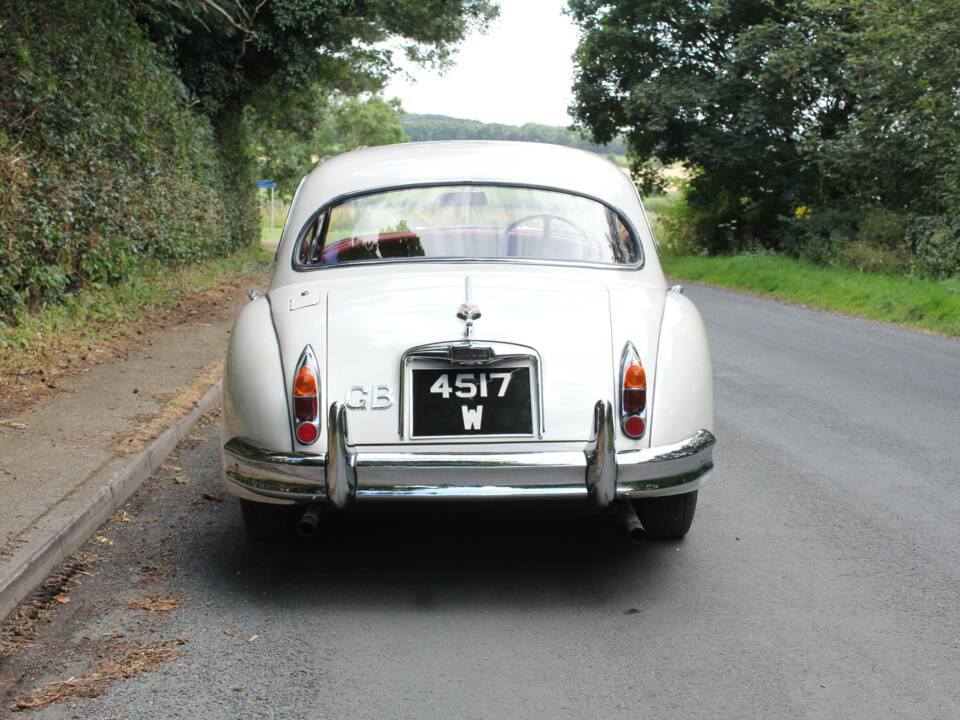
[0,382,222,622]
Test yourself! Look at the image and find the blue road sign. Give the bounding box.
[257,180,277,189]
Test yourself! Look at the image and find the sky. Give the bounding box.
[382,0,580,127]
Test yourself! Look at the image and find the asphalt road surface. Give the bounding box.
[3,284,959,719]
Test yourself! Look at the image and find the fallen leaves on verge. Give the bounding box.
[232,684,247,692]
[12,640,180,711]
[126,595,181,615]
[136,562,175,587]
[114,511,134,523]
[173,475,191,485]
[202,491,222,502]
[1,553,98,660]
[0,420,28,429]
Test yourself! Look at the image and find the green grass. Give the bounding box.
[662,253,960,336]
[261,223,283,248]
[0,244,273,379]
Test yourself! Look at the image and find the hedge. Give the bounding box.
[0,0,255,322]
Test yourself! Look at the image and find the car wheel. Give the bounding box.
[631,491,698,539]
[240,499,297,540]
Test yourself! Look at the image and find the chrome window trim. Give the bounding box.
[289,181,646,274]
[276,175,307,260]
[398,340,545,441]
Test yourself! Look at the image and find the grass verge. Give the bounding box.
[0,243,273,412]
[1,243,271,352]
[662,253,960,337]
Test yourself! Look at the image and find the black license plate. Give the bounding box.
[411,367,533,437]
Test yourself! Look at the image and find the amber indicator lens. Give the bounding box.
[624,364,646,390]
[294,366,318,397]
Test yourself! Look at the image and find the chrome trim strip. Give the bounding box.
[616,429,715,495]
[357,450,586,469]
[222,416,716,505]
[221,437,325,500]
[356,485,588,500]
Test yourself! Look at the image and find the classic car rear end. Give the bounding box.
[220,141,715,540]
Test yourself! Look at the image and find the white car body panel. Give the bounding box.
[220,141,715,515]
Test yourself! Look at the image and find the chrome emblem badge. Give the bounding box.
[457,276,481,338]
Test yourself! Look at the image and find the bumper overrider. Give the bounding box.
[222,401,716,509]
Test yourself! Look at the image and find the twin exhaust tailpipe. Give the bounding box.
[617,500,646,543]
[297,503,322,538]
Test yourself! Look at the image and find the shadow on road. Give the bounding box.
[200,500,689,612]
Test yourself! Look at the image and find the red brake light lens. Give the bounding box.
[623,415,645,438]
[294,395,319,423]
[296,422,319,444]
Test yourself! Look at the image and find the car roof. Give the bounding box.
[296,141,640,215]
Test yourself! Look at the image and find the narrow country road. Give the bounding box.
[3,285,959,719]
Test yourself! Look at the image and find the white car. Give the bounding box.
[220,141,715,540]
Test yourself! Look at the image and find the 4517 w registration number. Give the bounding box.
[428,371,514,400]
[410,366,533,437]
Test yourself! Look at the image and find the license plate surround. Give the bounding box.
[400,342,544,441]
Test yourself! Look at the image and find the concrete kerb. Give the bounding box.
[0,381,222,622]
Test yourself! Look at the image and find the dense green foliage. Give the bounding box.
[0,0,236,319]
[570,0,960,277]
[251,94,408,196]
[1,0,499,324]
[134,0,498,118]
[402,113,627,155]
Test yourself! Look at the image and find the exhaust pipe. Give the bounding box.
[298,503,322,538]
[617,501,645,543]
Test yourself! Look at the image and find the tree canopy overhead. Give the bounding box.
[568,0,960,272]
[136,0,499,117]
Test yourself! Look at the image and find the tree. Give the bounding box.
[568,0,857,252]
[250,93,409,195]
[136,1,498,117]
[134,0,498,246]
[813,0,960,216]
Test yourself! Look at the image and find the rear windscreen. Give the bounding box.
[295,185,639,267]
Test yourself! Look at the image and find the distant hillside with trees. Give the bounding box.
[402,114,627,157]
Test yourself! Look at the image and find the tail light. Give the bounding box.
[620,341,646,438]
[293,346,320,444]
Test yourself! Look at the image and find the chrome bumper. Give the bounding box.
[222,401,716,508]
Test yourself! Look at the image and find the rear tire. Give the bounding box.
[631,491,698,539]
[240,499,297,541]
